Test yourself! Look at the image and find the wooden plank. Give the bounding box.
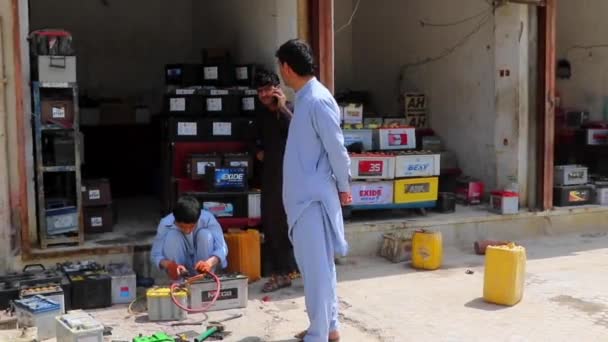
[316,0,335,94]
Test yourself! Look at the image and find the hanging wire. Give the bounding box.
[335,0,362,35]
[419,7,493,28]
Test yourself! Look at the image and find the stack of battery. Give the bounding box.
[81,178,114,234]
[160,51,262,228]
[554,165,592,207]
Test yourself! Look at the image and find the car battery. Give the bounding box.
[18,266,72,311]
[554,165,588,186]
[59,260,103,275]
[351,181,394,206]
[82,178,112,206]
[490,191,519,215]
[202,64,235,87]
[83,205,114,234]
[164,116,206,142]
[342,103,364,125]
[185,192,247,218]
[0,281,20,310]
[34,55,77,83]
[554,185,593,207]
[67,271,112,310]
[455,177,485,204]
[374,127,417,150]
[20,284,65,314]
[235,64,257,87]
[55,310,104,342]
[49,135,75,166]
[206,167,248,192]
[203,117,256,141]
[435,192,456,213]
[186,153,222,180]
[202,89,240,117]
[586,129,608,145]
[146,287,187,322]
[41,99,74,128]
[165,64,203,86]
[343,129,374,151]
[165,90,205,115]
[439,150,459,172]
[363,117,384,127]
[592,181,608,205]
[383,118,408,127]
[188,274,248,312]
[223,152,254,178]
[394,151,441,178]
[248,191,261,219]
[394,177,438,204]
[421,136,442,152]
[350,153,395,180]
[14,295,61,340]
[106,263,136,305]
[45,206,78,235]
[565,110,590,128]
[239,89,260,116]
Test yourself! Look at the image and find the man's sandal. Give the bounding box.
[295,330,340,342]
[262,275,291,293]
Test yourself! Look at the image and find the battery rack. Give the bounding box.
[32,82,84,248]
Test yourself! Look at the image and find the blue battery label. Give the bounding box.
[213,168,246,189]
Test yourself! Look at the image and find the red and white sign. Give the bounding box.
[350,154,395,180]
[351,182,394,206]
[587,129,608,145]
[376,127,416,150]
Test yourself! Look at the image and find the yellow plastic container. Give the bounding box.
[411,229,442,270]
[483,243,526,306]
[394,177,439,204]
[224,229,261,283]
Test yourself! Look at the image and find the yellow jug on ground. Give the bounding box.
[224,229,261,283]
[411,229,443,270]
[483,243,526,306]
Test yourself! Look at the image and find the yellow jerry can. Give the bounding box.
[411,229,443,270]
[224,229,261,283]
[483,243,526,306]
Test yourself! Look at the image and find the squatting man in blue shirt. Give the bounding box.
[151,195,228,280]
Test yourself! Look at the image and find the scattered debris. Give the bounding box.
[466,269,474,275]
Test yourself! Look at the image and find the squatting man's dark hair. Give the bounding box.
[173,196,201,223]
[275,39,316,77]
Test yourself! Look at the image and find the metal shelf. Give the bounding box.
[32,82,84,249]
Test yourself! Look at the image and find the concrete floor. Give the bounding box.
[4,232,608,341]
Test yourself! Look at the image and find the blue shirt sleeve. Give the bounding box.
[199,211,229,269]
[150,219,171,269]
[311,98,352,192]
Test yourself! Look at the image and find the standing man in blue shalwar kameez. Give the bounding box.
[276,39,352,342]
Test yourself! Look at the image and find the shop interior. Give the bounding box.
[27,0,298,250]
[554,0,608,207]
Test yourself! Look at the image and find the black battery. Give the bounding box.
[239,89,261,116]
[184,191,247,218]
[0,281,19,310]
[163,116,206,142]
[435,192,456,213]
[202,64,235,87]
[165,90,205,116]
[202,117,257,141]
[223,152,254,178]
[202,89,240,117]
[0,264,71,310]
[20,268,72,311]
[554,185,593,207]
[59,260,104,275]
[165,64,204,86]
[206,167,248,192]
[68,271,112,310]
[234,64,257,87]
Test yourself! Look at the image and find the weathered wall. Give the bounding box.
[556,0,608,120]
[334,0,354,93]
[29,0,298,112]
[338,0,498,189]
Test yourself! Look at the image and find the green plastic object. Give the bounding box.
[132,332,176,342]
[195,326,219,342]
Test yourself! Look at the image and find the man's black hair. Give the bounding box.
[275,39,315,77]
[254,68,280,88]
[173,196,201,223]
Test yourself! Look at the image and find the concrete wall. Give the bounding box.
[29,0,297,111]
[337,0,498,189]
[557,0,608,120]
[334,0,354,92]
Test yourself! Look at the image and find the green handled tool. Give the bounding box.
[194,323,223,342]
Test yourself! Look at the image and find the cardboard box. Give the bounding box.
[82,179,112,207]
[84,206,114,234]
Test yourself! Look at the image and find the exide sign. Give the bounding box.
[360,189,382,197]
